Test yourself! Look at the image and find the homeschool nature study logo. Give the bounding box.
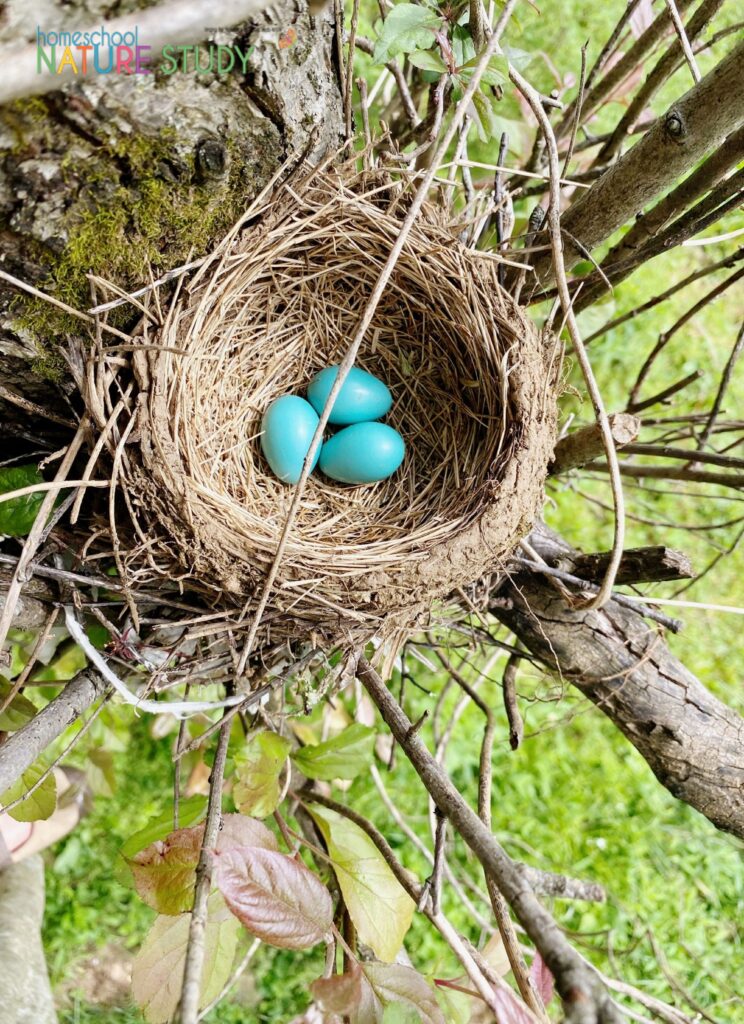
[35,26,257,76]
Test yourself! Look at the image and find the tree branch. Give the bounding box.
[357,657,622,1024]
[533,39,744,282]
[492,525,744,840]
[0,671,105,795]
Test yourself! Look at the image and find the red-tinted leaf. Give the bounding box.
[529,952,554,1005]
[214,845,333,949]
[218,812,278,852]
[490,985,534,1024]
[128,813,277,915]
[313,963,445,1024]
[130,825,202,914]
[312,965,365,1016]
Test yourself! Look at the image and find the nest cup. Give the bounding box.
[130,165,556,642]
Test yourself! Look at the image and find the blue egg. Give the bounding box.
[307,365,393,425]
[260,396,321,484]
[319,422,405,485]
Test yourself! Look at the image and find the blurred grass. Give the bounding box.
[42,1,742,1021]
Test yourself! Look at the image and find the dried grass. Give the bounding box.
[84,161,556,644]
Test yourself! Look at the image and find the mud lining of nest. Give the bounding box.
[92,162,556,644]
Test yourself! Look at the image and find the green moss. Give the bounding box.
[11,126,262,372]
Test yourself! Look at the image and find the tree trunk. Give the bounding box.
[0,0,343,427]
[492,525,744,841]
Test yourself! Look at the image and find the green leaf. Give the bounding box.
[470,87,499,142]
[0,643,28,680]
[364,964,445,1024]
[434,982,471,1024]
[87,748,117,797]
[373,4,441,64]
[307,804,414,962]
[407,50,447,74]
[451,23,475,69]
[233,730,291,818]
[120,796,208,860]
[292,724,375,782]
[382,1003,421,1023]
[1,761,57,822]
[0,682,36,731]
[131,892,239,1024]
[0,464,44,536]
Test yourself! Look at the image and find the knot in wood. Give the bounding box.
[663,110,687,143]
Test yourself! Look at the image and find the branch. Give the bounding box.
[568,546,694,585]
[0,671,105,795]
[533,39,744,281]
[593,0,722,164]
[176,716,231,1024]
[550,414,640,474]
[492,525,744,840]
[0,0,273,105]
[357,657,622,1024]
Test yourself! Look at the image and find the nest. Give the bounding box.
[102,163,556,644]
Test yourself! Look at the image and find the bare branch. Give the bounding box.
[357,657,622,1024]
[550,414,641,474]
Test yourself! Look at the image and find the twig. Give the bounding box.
[628,265,744,408]
[511,66,626,610]
[196,939,261,1022]
[584,247,744,344]
[175,714,231,1024]
[64,607,263,718]
[626,370,702,414]
[502,654,524,750]
[0,419,90,655]
[515,558,684,632]
[697,320,744,450]
[663,0,701,81]
[0,671,105,795]
[344,0,360,138]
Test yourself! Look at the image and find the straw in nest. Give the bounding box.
[98,162,556,643]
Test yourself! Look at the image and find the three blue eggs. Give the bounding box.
[260,365,405,486]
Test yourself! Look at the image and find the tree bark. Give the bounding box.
[0,856,58,1024]
[492,525,744,841]
[0,0,343,428]
[531,38,744,284]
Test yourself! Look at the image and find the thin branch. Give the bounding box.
[511,65,626,610]
[0,671,106,795]
[357,657,621,1024]
[664,0,702,81]
[175,715,231,1024]
[502,654,524,750]
[627,264,744,408]
[697,320,744,449]
[584,247,744,345]
[0,419,89,656]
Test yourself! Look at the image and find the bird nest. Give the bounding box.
[97,162,556,645]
